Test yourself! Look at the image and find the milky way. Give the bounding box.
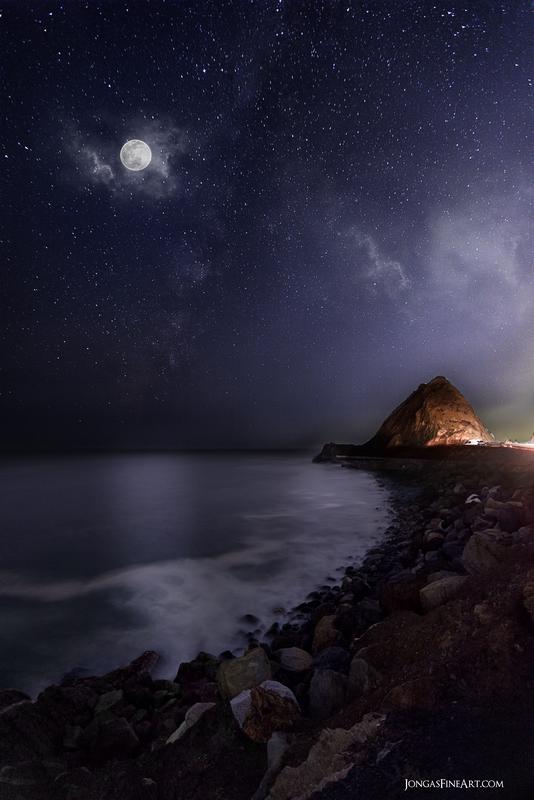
[2,1,534,448]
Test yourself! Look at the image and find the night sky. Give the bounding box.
[2,1,534,450]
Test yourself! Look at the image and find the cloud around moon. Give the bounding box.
[69,120,187,199]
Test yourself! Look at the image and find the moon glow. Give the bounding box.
[120,139,152,171]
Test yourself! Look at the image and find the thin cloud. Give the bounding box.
[348,229,411,297]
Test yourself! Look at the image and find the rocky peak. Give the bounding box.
[365,376,493,449]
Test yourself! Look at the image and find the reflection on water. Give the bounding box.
[0,453,390,694]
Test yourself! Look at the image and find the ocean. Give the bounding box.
[0,452,391,694]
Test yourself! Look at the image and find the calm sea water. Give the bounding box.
[0,453,390,694]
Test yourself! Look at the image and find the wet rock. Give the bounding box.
[53,766,96,792]
[335,599,381,640]
[95,688,123,714]
[425,569,459,583]
[423,531,445,551]
[0,689,30,712]
[217,647,272,699]
[63,723,84,750]
[347,657,381,699]
[92,714,139,759]
[378,571,424,613]
[0,761,51,788]
[473,602,494,624]
[104,650,160,687]
[166,702,216,744]
[0,700,59,763]
[308,669,347,720]
[420,575,468,611]
[496,507,523,533]
[442,541,465,562]
[310,603,337,626]
[312,615,341,653]
[241,613,260,626]
[277,647,313,673]
[175,652,221,684]
[313,646,350,674]
[513,526,534,544]
[230,680,299,743]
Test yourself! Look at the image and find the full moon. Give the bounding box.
[120,139,152,171]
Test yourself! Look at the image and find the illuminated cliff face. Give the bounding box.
[366,376,493,449]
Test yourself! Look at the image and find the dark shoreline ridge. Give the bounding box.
[3,457,534,798]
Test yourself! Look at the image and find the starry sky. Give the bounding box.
[2,1,534,450]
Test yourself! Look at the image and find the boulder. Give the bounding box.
[91,715,139,758]
[312,615,341,653]
[277,647,313,673]
[166,702,216,744]
[94,689,123,714]
[423,531,445,551]
[382,678,438,712]
[0,689,31,712]
[334,600,381,639]
[442,541,464,563]
[103,650,159,687]
[513,526,534,543]
[308,669,347,720]
[175,651,220,684]
[462,531,509,574]
[53,768,96,792]
[420,575,468,611]
[230,680,299,742]
[0,761,52,789]
[484,499,523,531]
[347,657,381,699]
[217,648,272,699]
[0,701,59,763]
[425,570,459,583]
[349,576,371,600]
[313,646,350,674]
[378,572,424,613]
[266,713,384,800]
[63,723,84,749]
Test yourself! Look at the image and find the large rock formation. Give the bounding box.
[364,376,493,450]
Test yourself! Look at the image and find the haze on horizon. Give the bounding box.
[2,2,534,451]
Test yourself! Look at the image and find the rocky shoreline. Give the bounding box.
[3,455,534,799]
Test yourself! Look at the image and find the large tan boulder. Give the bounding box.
[277,647,313,672]
[217,648,271,699]
[230,681,299,743]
